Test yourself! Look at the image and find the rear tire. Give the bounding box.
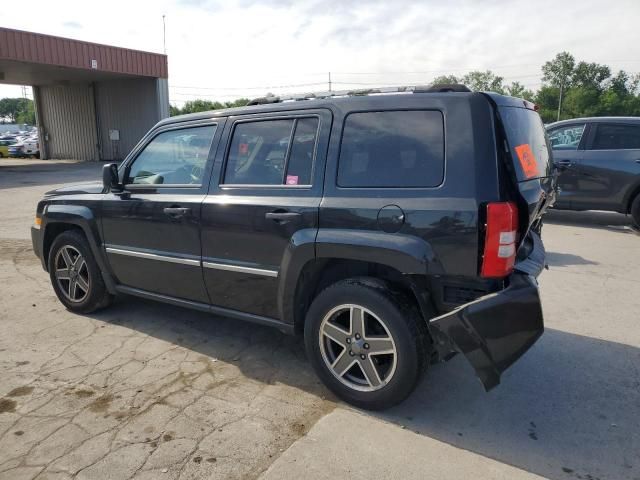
[631,194,640,229]
[48,230,113,313]
[304,278,428,410]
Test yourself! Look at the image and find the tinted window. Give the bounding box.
[499,107,551,180]
[224,117,319,185]
[591,123,640,150]
[338,111,444,188]
[548,124,586,150]
[286,118,318,185]
[127,125,215,185]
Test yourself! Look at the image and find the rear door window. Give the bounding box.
[591,123,640,150]
[337,110,444,188]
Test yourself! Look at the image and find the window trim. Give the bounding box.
[586,122,640,152]
[336,108,446,190]
[220,114,321,189]
[547,123,588,151]
[122,121,218,190]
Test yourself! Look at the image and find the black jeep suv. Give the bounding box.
[32,86,555,409]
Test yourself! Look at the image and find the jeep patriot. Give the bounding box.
[32,85,555,409]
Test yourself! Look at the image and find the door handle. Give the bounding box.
[555,159,573,167]
[163,207,191,218]
[265,211,301,223]
[635,159,640,164]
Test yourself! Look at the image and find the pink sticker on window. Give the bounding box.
[286,175,299,185]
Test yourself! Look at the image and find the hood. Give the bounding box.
[45,181,104,196]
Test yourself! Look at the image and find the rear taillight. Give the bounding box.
[481,202,518,278]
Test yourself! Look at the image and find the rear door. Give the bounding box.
[201,109,331,319]
[495,103,555,230]
[546,122,588,209]
[101,120,222,303]
[574,122,640,211]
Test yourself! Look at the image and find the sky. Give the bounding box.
[1,0,639,105]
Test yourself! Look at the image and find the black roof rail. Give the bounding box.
[246,84,472,105]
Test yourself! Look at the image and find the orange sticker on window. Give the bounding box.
[514,144,539,179]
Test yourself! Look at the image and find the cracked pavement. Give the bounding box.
[0,237,334,479]
[0,160,335,479]
[1,159,639,480]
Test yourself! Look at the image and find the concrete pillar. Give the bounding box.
[156,78,170,119]
[32,85,48,160]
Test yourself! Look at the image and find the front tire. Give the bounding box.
[304,278,428,410]
[48,230,113,313]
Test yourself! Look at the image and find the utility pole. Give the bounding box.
[557,81,564,122]
[328,72,332,92]
[162,15,167,54]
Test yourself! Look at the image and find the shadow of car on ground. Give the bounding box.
[546,209,637,235]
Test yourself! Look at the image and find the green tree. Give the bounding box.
[0,97,33,124]
[542,52,576,88]
[430,75,461,85]
[506,81,535,101]
[562,87,602,118]
[224,98,250,108]
[542,52,576,121]
[15,99,35,125]
[461,70,505,93]
[571,61,610,91]
[535,86,561,123]
[169,98,250,116]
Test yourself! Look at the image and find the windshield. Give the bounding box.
[499,106,552,181]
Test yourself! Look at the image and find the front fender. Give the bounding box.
[42,204,116,294]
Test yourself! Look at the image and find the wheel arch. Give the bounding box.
[290,258,437,337]
[42,204,117,294]
[623,180,640,213]
[277,229,440,333]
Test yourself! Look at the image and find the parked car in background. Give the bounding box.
[547,117,640,226]
[0,139,14,158]
[9,138,39,158]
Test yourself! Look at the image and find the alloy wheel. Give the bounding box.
[54,245,90,303]
[319,304,398,392]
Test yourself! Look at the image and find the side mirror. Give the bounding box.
[102,163,121,192]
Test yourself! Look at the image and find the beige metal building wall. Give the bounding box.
[37,84,99,160]
[95,78,161,161]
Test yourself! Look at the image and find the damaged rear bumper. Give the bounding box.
[429,232,546,391]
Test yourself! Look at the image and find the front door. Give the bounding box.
[101,120,222,303]
[548,122,588,209]
[201,110,332,319]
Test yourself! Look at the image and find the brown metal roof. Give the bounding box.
[0,27,168,79]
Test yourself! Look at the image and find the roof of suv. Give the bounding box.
[547,116,640,128]
[158,88,530,129]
